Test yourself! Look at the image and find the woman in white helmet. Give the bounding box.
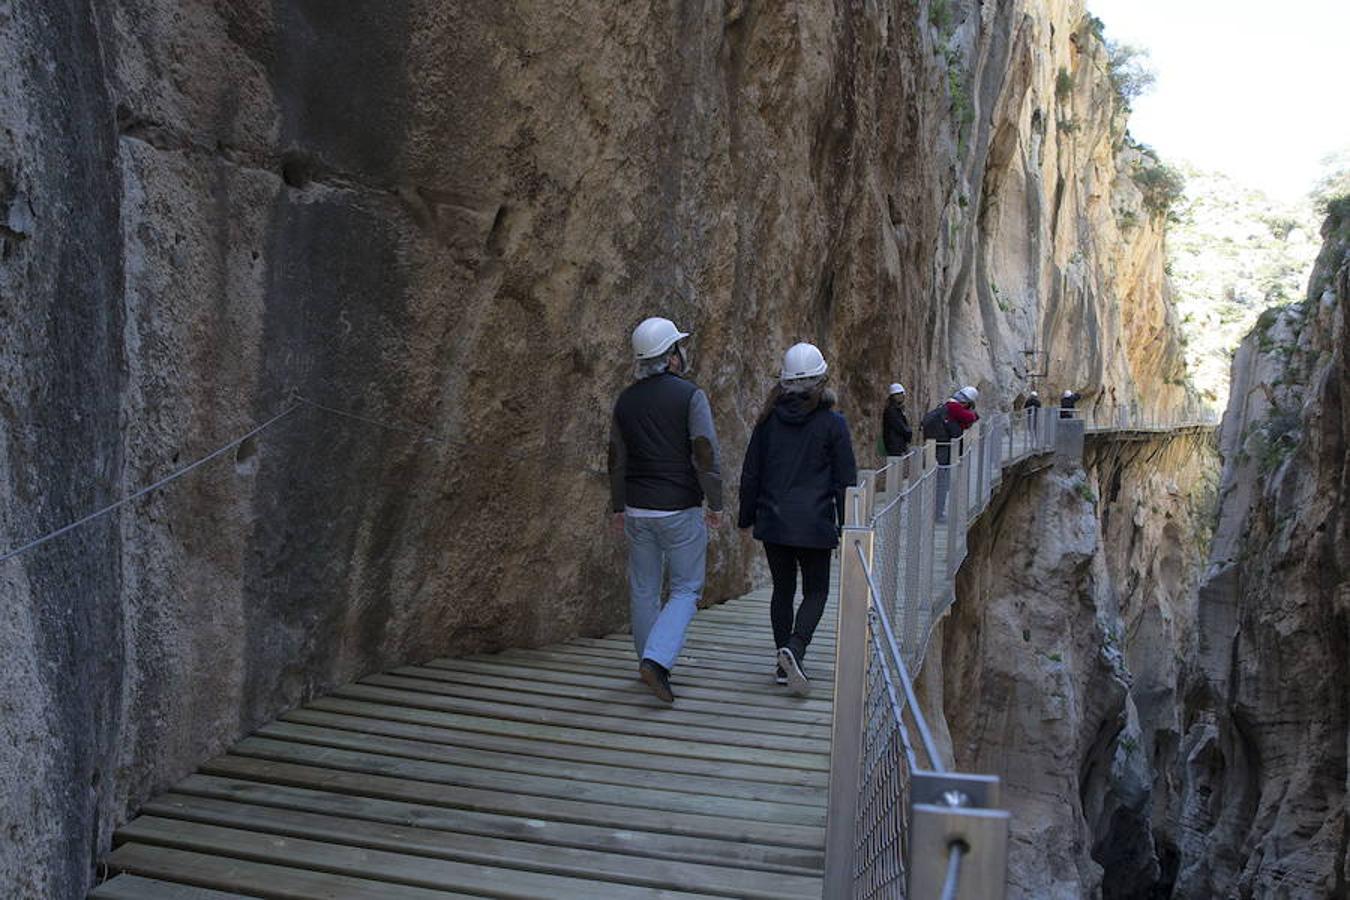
[737,343,857,695]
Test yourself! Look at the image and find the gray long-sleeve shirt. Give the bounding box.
[608,387,723,513]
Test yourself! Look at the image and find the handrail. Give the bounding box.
[855,539,942,771]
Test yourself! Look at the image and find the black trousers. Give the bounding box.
[763,543,832,660]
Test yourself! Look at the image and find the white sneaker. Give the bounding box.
[777,647,809,697]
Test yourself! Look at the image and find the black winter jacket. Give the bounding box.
[737,390,858,549]
[881,402,912,455]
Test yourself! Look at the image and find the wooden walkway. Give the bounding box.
[91,585,838,899]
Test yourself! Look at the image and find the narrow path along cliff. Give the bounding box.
[1,1,1345,899]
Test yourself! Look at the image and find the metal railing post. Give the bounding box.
[847,478,869,527]
[974,427,988,516]
[823,514,875,897]
[862,469,878,522]
[947,439,965,577]
[909,772,1010,899]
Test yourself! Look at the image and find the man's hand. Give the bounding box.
[705,509,723,529]
[610,512,625,538]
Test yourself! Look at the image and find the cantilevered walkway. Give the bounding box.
[92,590,840,898]
[90,410,1212,899]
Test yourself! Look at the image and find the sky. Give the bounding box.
[1088,0,1350,203]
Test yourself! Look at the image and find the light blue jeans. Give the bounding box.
[625,507,707,670]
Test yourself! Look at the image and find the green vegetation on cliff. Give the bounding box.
[1167,167,1322,405]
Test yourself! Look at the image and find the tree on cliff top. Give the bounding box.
[1106,41,1156,111]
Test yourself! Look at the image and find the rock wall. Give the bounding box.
[1174,213,1348,896]
[0,1,1195,894]
[930,428,1217,898]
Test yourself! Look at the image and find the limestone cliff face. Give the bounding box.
[0,1,1195,894]
[1174,215,1348,897]
[931,431,1216,898]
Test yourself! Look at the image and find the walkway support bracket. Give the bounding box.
[909,771,1010,900]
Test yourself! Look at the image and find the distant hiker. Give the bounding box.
[1025,390,1042,440]
[608,317,723,704]
[738,343,857,696]
[1059,390,1081,420]
[921,386,979,522]
[881,383,913,456]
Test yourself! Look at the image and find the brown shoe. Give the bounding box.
[639,659,675,703]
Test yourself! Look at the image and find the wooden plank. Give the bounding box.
[281,707,829,788]
[142,793,823,899]
[174,775,825,874]
[227,737,828,826]
[504,642,820,678]
[682,617,839,638]
[683,625,839,648]
[368,668,835,729]
[302,696,830,772]
[358,672,833,738]
[89,874,253,899]
[509,645,837,693]
[683,619,838,642]
[257,721,826,807]
[328,684,834,756]
[398,661,831,718]
[200,755,827,848]
[116,818,721,900]
[104,844,476,900]
[567,636,838,669]
[459,650,834,702]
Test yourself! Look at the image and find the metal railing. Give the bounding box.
[1059,404,1220,433]
[824,408,1064,899]
[824,403,1218,897]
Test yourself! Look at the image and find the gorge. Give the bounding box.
[0,1,1344,897]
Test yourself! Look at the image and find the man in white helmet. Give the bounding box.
[880,382,912,456]
[608,317,723,703]
[1024,390,1043,443]
[1059,389,1081,420]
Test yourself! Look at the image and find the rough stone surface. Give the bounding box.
[934,429,1217,899]
[0,1,1197,895]
[1174,215,1349,898]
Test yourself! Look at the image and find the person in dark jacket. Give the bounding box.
[609,316,723,704]
[738,343,857,696]
[1024,390,1042,443]
[881,383,912,457]
[1059,390,1081,420]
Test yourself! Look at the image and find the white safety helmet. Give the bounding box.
[954,385,979,404]
[780,342,828,382]
[1029,390,1039,398]
[631,317,690,360]
[1063,389,1074,399]
[887,383,906,397]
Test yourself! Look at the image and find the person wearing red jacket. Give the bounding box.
[935,386,979,522]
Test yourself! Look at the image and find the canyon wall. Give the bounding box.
[1173,212,1348,896]
[0,1,1194,894]
[931,429,1217,898]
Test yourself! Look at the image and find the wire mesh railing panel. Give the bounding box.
[872,484,905,623]
[853,632,912,900]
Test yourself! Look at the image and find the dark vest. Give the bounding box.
[614,373,703,510]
